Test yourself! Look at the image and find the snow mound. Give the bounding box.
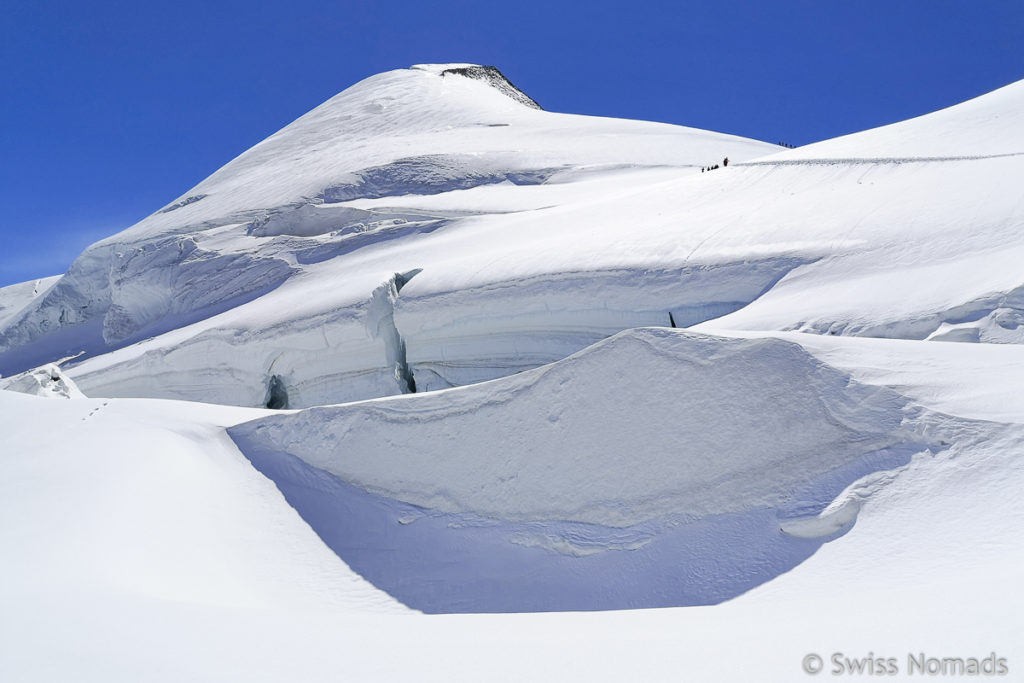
[1,362,85,399]
[229,328,935,611]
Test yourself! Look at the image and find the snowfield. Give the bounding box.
[1,64,1022,680]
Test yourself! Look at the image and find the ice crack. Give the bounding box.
[368,269,422,394]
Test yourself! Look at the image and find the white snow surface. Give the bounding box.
[231,328,914,527]
[0,63,778,406]
[222,327,1021,614]
[0,390,406,613]
[2,66,1023,679]
[0,362,85,399]
[0,275,58,328]
[3,71,1021,408]
[712,329,1024,423]
[760,78,1024,160]
[3,329,1022,678]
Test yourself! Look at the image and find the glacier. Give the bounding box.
[0,63,781,405]
[1,63,1023,681]
[4,67,1023,410]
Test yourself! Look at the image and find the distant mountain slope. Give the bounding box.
[694,79,1024,338]
[0,63,778,404]
[0,276,58,329]
[755,78,1024,160]
[3,68,1023,410]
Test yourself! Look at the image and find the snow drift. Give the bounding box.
[229,328,939,612]
[0,362,84,399]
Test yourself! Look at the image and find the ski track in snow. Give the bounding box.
[736,151,1024,166]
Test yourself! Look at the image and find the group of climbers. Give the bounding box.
[701,158,729,173]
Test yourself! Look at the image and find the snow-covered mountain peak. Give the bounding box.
[0,63,779,380]
[411,63,542,109]
[410,62,480,73]
[106,63,768,243]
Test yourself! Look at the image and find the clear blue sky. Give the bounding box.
[2,1,1022,288]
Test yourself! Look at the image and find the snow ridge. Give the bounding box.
[227,328,947,611]
[439,65,542,109]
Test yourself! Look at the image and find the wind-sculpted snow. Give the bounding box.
[0,64,777,383]
[0,362,85,399]
[63,254,811,407]
[64,266,431,408]
[321,154,561,202]
[4,333,1022,676]
[0,236,293,376]
[228,328,936,612]
[6,69,1024,413]
[0,276,59,337]
[397,256,813,390]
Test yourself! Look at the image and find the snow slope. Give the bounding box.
[0,275,58,329]
[765,78,1024,159]
[0,65,775,394]
[714,329,1024,422]
[3,330,1022,678]
[0,390,406,613]
[0,64,778,406]
[690,81,1024,338]
[6,73,1020,410]
[2,66,1023,680]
